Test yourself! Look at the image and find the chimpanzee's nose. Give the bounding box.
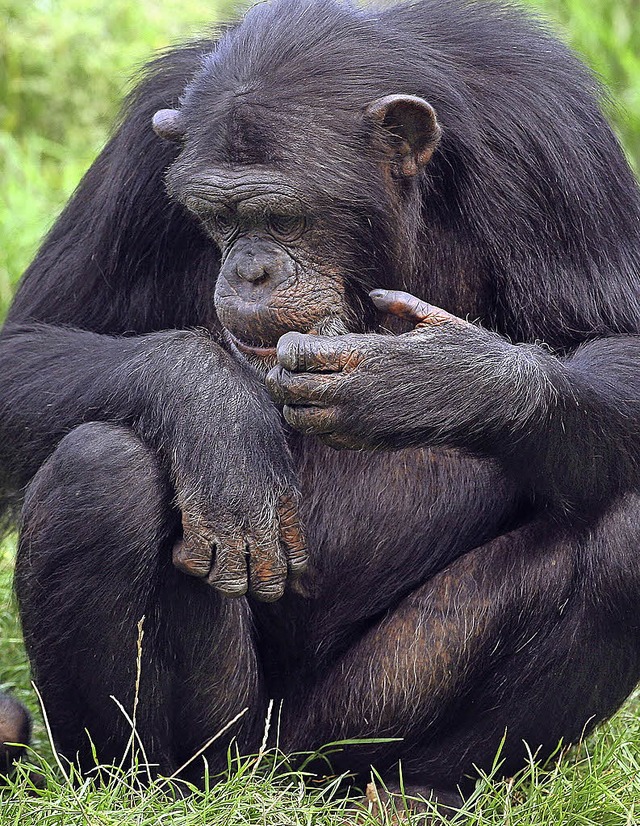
[233,248,294,287]
[235,256,269,284]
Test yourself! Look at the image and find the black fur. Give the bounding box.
[2,0,640,800]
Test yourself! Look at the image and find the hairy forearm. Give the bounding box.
[450,331,640,515]
[336,323,640,515]
[0,323,265,492]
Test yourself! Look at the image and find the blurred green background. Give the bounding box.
[1,0,639,320]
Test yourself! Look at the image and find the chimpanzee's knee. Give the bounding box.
[20,422,175,559]
[17,421,178,638]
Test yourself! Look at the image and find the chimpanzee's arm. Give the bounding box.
[0,323,306,600]
[0,324,251,485]
[266,291,640,518]
[0,42,308,599]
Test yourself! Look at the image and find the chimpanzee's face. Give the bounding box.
[171,164,353,370]
[157,89,440,370]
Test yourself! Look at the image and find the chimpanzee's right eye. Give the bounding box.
[213,212,235,236]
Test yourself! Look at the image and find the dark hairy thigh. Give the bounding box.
[15,422,264,774]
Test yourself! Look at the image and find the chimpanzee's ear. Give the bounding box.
[365,94,441,178]
[152,108,186,143]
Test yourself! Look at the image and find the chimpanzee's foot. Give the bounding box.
[363,781,463,823]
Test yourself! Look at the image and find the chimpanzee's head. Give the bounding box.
[154,0,441,368]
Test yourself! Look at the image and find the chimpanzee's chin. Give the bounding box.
[242,351,279,375]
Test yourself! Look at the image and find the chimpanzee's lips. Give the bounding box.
[227,332,277,358]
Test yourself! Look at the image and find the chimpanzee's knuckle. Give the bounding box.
[282,404,318,434]
[250,564,287,601]
[264,365,281,393]
[247,531,288,600]
[266,366,299,405]
[277,331,307,371]
[287,545,309,576]
[292,376,329,406]
[283,378,308,405]
[208,558,249,596]
[282,403,302,429]
[252,580,287,602]
[315,341,335,363]
[177,508,218,575]
[278,331,303,350]
[211,577,249,597]
[280,518,306,553]
[201,530,251,595]
[172,539,212,578]
[342,349,365,372]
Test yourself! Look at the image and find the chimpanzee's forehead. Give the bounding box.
[183,92,287,165]
[180,78,358,169]
[176,84,371,208]
[178,0,390,158]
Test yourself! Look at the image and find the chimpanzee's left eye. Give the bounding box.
[268,215,307,241]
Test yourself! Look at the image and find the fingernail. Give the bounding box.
[369,289,387,299]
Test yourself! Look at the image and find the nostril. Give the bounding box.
[235,260,269,284]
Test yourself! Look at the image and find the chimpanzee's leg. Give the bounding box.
[281,497,640,801]
[15,422,264,777]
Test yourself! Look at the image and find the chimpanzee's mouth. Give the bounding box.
[226,315,351,366]
[227,332,278,359]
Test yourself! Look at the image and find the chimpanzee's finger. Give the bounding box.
[277,331,365,373]
[282,404,341,436]
[247,531,288,602]
[207,534,249,597]
[176,510,215,577]
[278,493,308,579]
[369,289,464,327]
[266,366,339,406]
[172,538,212,578]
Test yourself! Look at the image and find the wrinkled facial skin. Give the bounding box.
[170,166,354,370]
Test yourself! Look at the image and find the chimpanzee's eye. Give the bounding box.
[267,215,307,242]
[212,211,235,236]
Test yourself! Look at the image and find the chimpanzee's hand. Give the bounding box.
[266,289,547,453]
[166,346,307,602]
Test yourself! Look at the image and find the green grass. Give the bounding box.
[0,0,236,317]
[5,729,640,826]
[2,0,640,822]
[524,0,640,168]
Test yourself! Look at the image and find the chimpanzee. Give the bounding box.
[2,0,640,809]
[0,696,29,774]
